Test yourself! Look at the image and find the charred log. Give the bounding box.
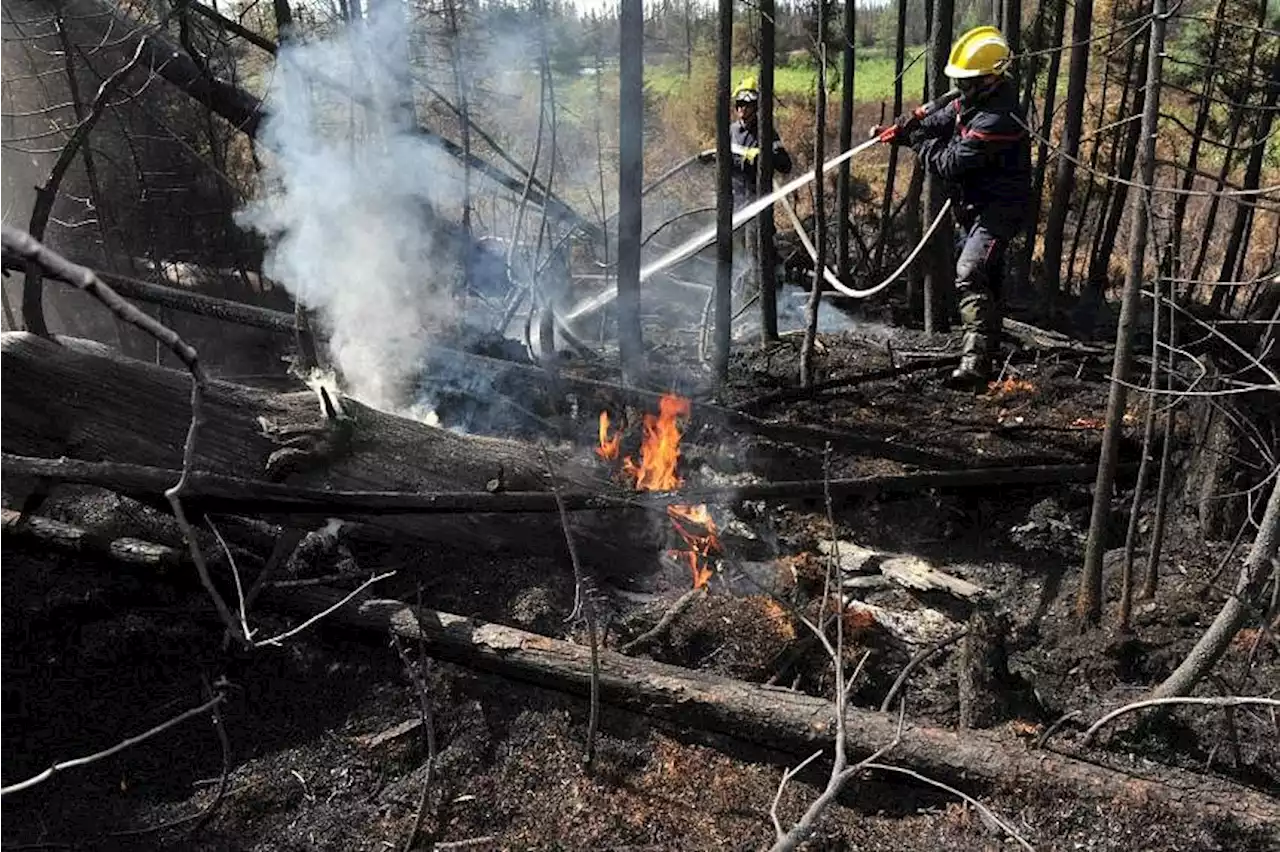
[265,584,1280,831]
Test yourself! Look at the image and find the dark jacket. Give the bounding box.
[911,77,1031,237]
[730,119,793,203]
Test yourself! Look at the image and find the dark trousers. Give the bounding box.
[953,215,1009,354]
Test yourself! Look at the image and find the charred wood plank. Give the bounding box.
[265,584,1280,831]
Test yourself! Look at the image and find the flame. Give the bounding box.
[596,411,621,460]
[621,394,690,491]
[596,393,720,590]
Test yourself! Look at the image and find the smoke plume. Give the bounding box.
[236,6,467,414]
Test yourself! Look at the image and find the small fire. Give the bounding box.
[987,377,1037,398]
[596,411,621,460]
[596,393,721,590]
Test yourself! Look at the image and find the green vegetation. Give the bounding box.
[644,47,928,104]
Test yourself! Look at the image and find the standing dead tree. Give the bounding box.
[713,0,734,384]
[758,0,779,342]
[618,0,645,381]
[21,37,149,337]
[799,10,828,388]
[1038,0,1095,300]
[835,0,856,287]
[920,0,953,333]
[1078,0,1168,630]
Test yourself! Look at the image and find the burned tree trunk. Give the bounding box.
[1038,0,1093,299]
[258,584,1280,830]
[713,0,734,384]
[618,0,645,380]
[758,0,779,341]
[1078,0,1167,629]
[921,0,954,333]
[0,332,637,565]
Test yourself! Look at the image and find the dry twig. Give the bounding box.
[1,690,226,796]
[1083,695,1280,745]
[543,446,600,766]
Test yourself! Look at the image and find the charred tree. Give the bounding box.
[713,0,734,384]
[1078,0,1167,630]
[1152,475,1280,698]
[618,0,645,381]
[1168,0,1229,273]
[921,0,954,332]
[836,0,856,286]
[758,0,779,341]
[1082,33,1150,324]
[1018,1,1064,294]
[1001,0,1021,56]
[1038,0,1093,299]
[800,18,829,389]
[873,0,909,274]
[1211,50,1280,313]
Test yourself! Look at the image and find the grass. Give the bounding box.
[642,46,929,105]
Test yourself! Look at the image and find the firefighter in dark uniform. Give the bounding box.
[876,26,1032,389]
[701,76,793,297]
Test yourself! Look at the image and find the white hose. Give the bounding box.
[563,135,884,323]
[778,191,953,299]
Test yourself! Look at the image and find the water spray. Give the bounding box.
[562,88,963,323]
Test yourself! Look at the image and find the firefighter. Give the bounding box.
[873,26,1031,390]
[700,77,794,296]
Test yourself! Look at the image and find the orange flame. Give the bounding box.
[596,393,720,590]
[596,411,621,460]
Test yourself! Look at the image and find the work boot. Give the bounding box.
[944,331,991,391]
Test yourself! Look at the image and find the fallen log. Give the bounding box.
[0,332,628,563]
[2,453,1117,519]
[264,584,1280,831]
[1,508,184,571]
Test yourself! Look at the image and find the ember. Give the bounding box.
[598,393,721,590]
[987,377,1037,398]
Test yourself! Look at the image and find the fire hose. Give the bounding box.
[777,191,953,299]
[561,87,962,324]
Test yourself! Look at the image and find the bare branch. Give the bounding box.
[1083,696,1280,745]
[0,690,226,797]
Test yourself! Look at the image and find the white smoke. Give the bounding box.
[235,5,468,414]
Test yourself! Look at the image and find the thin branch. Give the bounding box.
[879,629,968,713]
[862,763,1035,850]
[543,446,600,766]
[253,571,396,647]
[1083,696,1280,744]
[1,691,226,796]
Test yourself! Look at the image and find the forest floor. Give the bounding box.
[3,302,1278,851]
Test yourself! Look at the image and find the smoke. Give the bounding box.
[235,5,469,414]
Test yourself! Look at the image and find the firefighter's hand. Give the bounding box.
[697,149,716,164]
[740,146,760,165]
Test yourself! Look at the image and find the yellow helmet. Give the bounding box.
[734,75,760,103]
[945,26,1011,79]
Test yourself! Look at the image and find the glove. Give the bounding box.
[871,121,912,146]
[740,146,761,165]
[697,149,716,164]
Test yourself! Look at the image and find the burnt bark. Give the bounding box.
[1018,2,1065,294]
[873,0,909,275]
[713,0,734,384]
[618,0,645,380]
[958,608,1012,729]
[836,0,856,286]
[921,0,954,332]
[1078,0,1167,630]
[257,584,1280,830]
[758,0,779,341]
